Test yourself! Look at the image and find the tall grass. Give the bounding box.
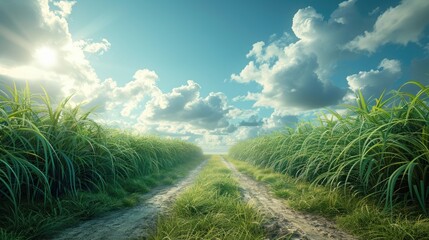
[229,81,429,214]
[0,83,203,212]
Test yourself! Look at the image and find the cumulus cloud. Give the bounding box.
[0,0,111,104]
[347,58,401,97]
[139,80,235,130]
[75,39,111,55]
[346,0,429,52]
[232,43,347,113]
[292,6,324,42]
[95,69,160,117]
[205,110,299,152]
[0,0,247,153]
[194,119,276,153]
[194,134,230,153]
[262,112,298,130]
[53,0,76,18]
[231,0,371,113]
[239,115,263,127]
[0,1,56,65]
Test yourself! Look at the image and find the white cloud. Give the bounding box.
[0,0,108,104]
[246,42,265,59]
[96,69,159,117]
[199,110,299,153]
[194,121,270,153]
[227,108,259,120]
[346,0,429,52]
[53,0,76,18]
[231,0,375,114]
[231,61,263,83]
[262,111,298,130]
[232,39,346,114]
[75,38,111,55]
[194,134,230,154]
[347,58,401,97]
[139,80,235,130]
[5,0,419,154]
[239,115,262,127]
[232,92,260,102]
[0,0,247,154]
[292,7,324,42]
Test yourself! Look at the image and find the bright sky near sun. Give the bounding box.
[1,0,429,153]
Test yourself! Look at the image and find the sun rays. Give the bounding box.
[34,46,57,67]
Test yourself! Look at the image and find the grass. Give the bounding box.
[226,156,429,239]
[0,159,201,239]
[0,83,204,239]
[229,81,429,215]
[148,155,266,240]
[2,156,203,240]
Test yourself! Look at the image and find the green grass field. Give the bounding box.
[3,80,429,240]
[228,81,429,239]
[229,81,429,215]
[226,156,429,239]
[0,84,203,239]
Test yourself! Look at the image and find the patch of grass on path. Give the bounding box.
[225,156,429,240]
[149,155,266,240]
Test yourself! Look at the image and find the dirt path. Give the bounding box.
[51,160,208,240]
[52,157,354,240]
[221,157,355,240]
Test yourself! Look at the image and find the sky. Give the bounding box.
[1,0,429,153]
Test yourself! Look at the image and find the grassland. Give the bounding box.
[0,84,203,239]
[229,81,429,238]
[149,155,266,240]
[226,156,429,239]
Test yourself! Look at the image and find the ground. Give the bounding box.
[51,156,353,240]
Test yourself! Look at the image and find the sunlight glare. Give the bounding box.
[34,47,57,67]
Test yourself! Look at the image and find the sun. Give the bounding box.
[34,47,57,67]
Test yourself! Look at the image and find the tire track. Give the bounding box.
[51,159,208,240]
[221,157,355,240]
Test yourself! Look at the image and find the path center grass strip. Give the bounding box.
[148,155,266,240]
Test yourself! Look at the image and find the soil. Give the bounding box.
[221,156,355,240]
[51,157,355,240]
[51,160,208,240]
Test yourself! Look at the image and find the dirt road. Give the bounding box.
[221,157,355,240]
[51,160,208,240]
[52,156,355,240]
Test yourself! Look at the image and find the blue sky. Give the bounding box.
[1,0,429,152]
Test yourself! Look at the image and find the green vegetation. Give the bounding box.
[0,83,203,239]
[149,155,266,240]
[229,81,429,215]
[226,157,429,239]
[1,157,203,240]
[228,81,429,239]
